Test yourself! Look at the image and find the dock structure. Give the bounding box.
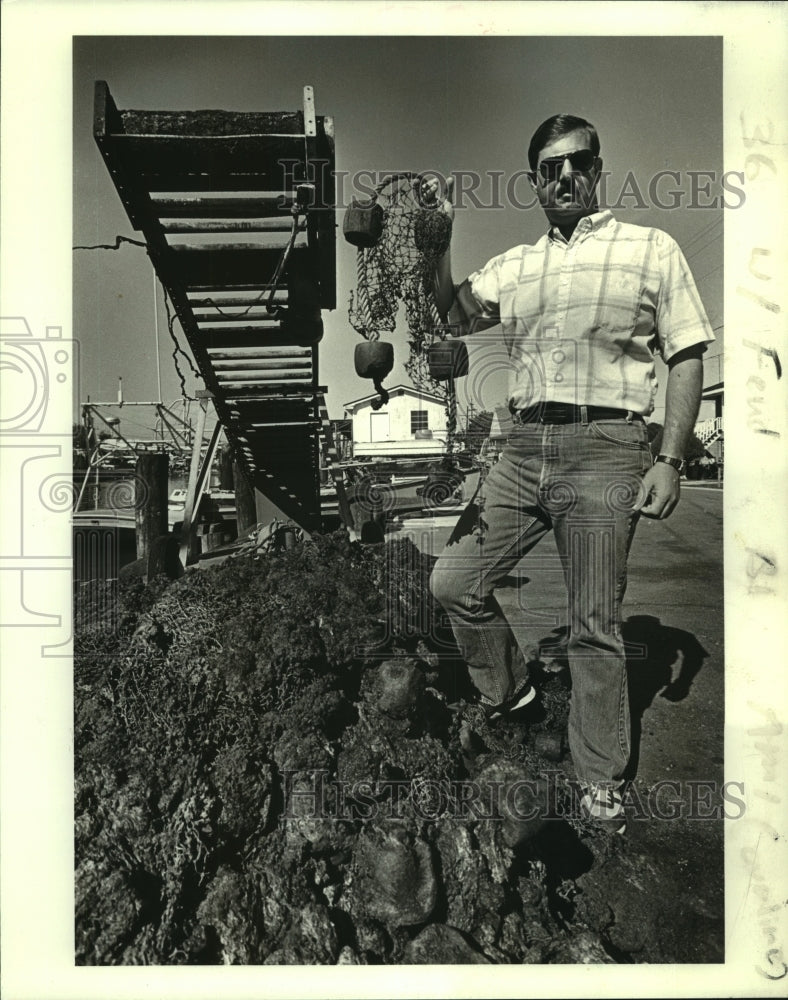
[93,81,341,549]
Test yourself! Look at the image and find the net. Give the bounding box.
[347,173,459,451]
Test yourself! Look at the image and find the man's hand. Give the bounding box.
[419,174,455,222]
[636,463,681,519]
[420,175,456,318]
[636,343,704,520]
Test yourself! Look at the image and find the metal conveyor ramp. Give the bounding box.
[93,80,337,535]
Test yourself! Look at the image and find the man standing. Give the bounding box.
[427,114,714,833]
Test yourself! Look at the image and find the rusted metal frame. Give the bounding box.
[75,422,110,513]
[138,175,295,195]
[265,215,307,315]
[309,344,320,454]
[299,93,336,311]
[184,281,289,292]
[96,176,258,464]
[111,131,307,150]
[191,295,289,325]
[95,96,258,488]
[197,321,285,332]
[219,386,314,396]
[316,115,337,310]
[248,433,317,451]
[316,392,356,536]
[251,469,323,532]
[229,92,320,528]
[179,392,223,567]
[119,108,304,136]
[172,246,298,288]
[158,400,194,434]
[164,219,294,234]
[97,85,288,379]
[143,251,256,488]
[168,237,308,253]
[128,130,319,194]
[246,416,322,434]
[193,305,289,322]
[246,417,321,426]
[155,403,191,450]
[235,404,316,422]
[302,86,320,267]
[247,420,322,428]
[116,131,309,140]
[95,83,331,521]
[94,81,144,229]
[249,424,322,492]
[212,359,312,371]
[179,393,209,566]
[190,292,289,308]
[207,347,312,360]
[84,404,141,454]
[216,372,313,383]
[95,85,216,399]
[200,330,321,351]
[118,131,310,140]
[213,368,313,381]
[298,89,324,463]
[217,385,329,399]
[152,194,295,218]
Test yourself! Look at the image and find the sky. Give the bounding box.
[73,34,724,433]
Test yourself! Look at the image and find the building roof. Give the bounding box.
[701,380,724,400]
[343,384,446,410]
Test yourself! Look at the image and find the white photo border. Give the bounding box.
[1,2,786,998]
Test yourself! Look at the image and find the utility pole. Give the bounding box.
[135,452,169,574]
[465,402,476,434]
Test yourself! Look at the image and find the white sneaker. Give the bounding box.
[482,680,536,722]
[580,783,627,835]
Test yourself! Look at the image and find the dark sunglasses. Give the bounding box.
[532,149,596,183]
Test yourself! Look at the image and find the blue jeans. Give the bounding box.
[430,415,652,785]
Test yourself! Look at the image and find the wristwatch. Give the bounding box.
[655,454,683,472]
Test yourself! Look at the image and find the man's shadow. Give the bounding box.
[621,614,709,779]
[537,615,709,780]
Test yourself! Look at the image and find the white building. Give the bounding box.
[343,384,449,458]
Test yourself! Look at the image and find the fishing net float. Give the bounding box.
[345,172,468,454]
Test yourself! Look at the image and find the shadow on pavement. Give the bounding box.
[533,617,710,781]
[621,614,710,779]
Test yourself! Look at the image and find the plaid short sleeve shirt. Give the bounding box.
[462,210,715,416]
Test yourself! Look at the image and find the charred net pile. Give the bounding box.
[74,534,645,966]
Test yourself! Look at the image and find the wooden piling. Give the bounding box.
[147,533,184,581]
[218,442,234,490]
[233,459,257,535]
[135,452,169,568]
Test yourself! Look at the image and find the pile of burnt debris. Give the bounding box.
[74,532,656,965]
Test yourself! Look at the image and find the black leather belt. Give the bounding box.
[512,402,643,425]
